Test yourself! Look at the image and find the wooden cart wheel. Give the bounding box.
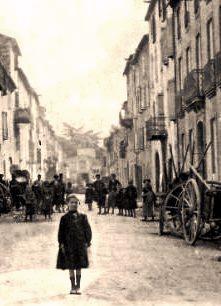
[181,178,201,245]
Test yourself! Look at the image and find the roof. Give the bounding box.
[17,68,31,91]
[132,35,149,64]
[145,0,157,21]
[0,33,22,55]
[123,54,134,76]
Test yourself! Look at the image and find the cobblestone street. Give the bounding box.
[0,195,220,306]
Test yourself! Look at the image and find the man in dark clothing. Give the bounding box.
[108,173,121,192]
[59,173,66,212]
[57,194,92,295]
[93,174,107,215]
[51,175,63,212]
[10,174,23,210]
[32,174,43,214]
[85,183,94,211]
[125,180,138,218]
[141,179,155,221]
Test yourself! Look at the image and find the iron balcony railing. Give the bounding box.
[146,115,167,141]
[183,69,205,110]
[14,107,31,124]
[119,111,133,129]
[203,59,216,98]
[215,51,221,87]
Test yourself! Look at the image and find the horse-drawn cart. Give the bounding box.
[159,143,221,245]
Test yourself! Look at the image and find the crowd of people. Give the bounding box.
[0,172,78,222]
[84,173,156,221]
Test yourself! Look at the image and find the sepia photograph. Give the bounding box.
[0,0,221,305]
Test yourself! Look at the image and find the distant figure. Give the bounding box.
[93,174,107,215]
[59,173,66,212]
[32,174,43,214]
[25,186,37,222]
[125,180,138,218]
[141,179,156,222]
[66,182,74,198]
[107,187,117,215]
[108,173,121,192]
[52,175,62,212]
[10,174,23,210]
[85,183,94,211]
[56,194,92,295]
[42,181,53,220]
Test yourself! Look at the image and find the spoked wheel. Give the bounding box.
[181,178,201,245]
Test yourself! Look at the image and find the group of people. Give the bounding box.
[84,173,138,217]
[84,173,156,220]
[0,172,77,222]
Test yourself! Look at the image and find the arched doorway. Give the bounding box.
[197,121,206,178]
[155,152,160,192]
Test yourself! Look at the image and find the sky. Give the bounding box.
[0,0,147,137]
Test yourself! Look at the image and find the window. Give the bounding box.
[177,7,181,40]
[15,92,19,107]
[162,0,167,22]
[37,148,42,164]
[2,112,8,141]
[207,18,214,60]
[194,0,199,15]
[184,0,190,28]
[152,16,156,43]
[186,47,191,75]
[178,57,182,91]
[196,34,201,69]
[210,118,217,174]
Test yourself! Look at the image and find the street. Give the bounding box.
[0,195,221,306]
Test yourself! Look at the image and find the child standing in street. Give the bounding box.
[85,183,94,211]
[107,187,117,215]
[56,194,92,295]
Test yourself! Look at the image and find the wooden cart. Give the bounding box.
[159,143,221,245]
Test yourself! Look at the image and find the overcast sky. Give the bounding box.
[0,0,147,137]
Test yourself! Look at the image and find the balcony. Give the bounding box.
[146,115,167,141]
[119,110,133,129]
[203,59,216,98]
[14,107,31,124]
[183,69,205,112]
[215,51,221,87]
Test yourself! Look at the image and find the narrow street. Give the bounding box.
[0,195,221,306]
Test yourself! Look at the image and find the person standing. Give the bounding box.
[56,194,92,295]
[25,185,37,222]
[85,183,94,211]
[32,174,43,214]
[92,174,107,215]
[51,175,62,212]
[125,180,138,218]
[59,173,66,212]
[141,179,155,221]
[108,173,121,193]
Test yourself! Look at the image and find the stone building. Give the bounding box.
[169,0,221,181]
[0,33,68,181]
